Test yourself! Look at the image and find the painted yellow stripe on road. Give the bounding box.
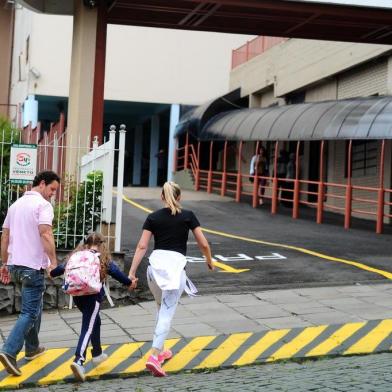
[212,260,250,273]
[195,333,252,369]
[38,345,108,385]
[86,342,144,378]
[120,194,244,274]
[234,329,290,366]
[2,320,392,388]
[0,348,68,388]
[122,194,153,213]
[121,338,179,374]
[344,320,392,355]
[306,322,366,357]
[163,336,216,372]
[122,196,392,280]
[266,325,327,362]
[202,228,392,280]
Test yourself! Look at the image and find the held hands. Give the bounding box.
[46,262,57,279]
[128,273,138,291]
[0,265,11,285]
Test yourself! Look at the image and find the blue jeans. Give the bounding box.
[2,266,45,359]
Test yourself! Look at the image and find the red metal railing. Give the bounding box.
[231,36,288,69]
[174,136,392,235]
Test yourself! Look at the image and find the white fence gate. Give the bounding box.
[0,123,126,252]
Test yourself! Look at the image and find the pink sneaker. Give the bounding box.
[146,355,167,377]
[158,349,173,364]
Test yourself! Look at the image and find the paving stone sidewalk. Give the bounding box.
[1,282,392,348]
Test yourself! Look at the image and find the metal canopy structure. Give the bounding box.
[176,88,242,138]
[187,96,392,141]
[18,0,392,45]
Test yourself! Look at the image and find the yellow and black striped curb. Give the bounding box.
[1,319,392,389]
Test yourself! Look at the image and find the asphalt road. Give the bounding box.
[120,194,392,294]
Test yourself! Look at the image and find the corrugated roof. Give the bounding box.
[197,96,392,141]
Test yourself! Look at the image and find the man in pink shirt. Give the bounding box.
[0,171,60,376]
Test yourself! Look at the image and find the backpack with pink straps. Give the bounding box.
[63,250,102,296]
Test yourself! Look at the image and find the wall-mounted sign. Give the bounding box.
[9,144,37,185]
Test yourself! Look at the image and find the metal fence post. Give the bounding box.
[115,124,126,252]
[103,125,116,224]
[376,139,385,234]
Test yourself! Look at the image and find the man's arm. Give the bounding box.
[0,229,11,284]
[1,228,9,265]
[38,224,57,270]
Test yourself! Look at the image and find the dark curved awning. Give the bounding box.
[175,88,242,138]
[196,96,392,141]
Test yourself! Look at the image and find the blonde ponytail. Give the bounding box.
[162,181,182,215]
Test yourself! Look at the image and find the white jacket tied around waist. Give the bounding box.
[149,249,198,296]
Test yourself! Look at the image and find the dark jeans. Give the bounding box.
[73,295,102,364]
[2,266,45,358]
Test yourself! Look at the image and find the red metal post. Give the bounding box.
[195,141,201,191]
[235,141,243,202]
[271,141,279,214]
[252,141,260,208]
[221,141,228,196]
[91,0,107,144]
[292,141,301,219]
[376,139,385,234]
[316,140,325,224]
[207,141,213,193]
[184,132,189,170]
[344,140,353,230]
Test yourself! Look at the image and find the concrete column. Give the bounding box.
[0,5,13,120]
[149,115,159,187]
[168,104,180,181]
[91,0,107,143]
[67,0,101,170]
[133,124,143,185]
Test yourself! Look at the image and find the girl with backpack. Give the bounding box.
[128,181,215,377]
[50,232,134,382]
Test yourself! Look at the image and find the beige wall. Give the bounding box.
[0,4,13,119]
[230,39,392,99]
[10,8,252,107]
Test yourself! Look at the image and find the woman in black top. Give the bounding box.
[129,181,214,377]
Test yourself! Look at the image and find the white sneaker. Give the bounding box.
[92,352,108,365]
[70,362,86,382]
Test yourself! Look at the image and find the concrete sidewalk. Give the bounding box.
[2,282,392,348]
[1,282,392,388]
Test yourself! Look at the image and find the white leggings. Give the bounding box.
[147,266,186,351]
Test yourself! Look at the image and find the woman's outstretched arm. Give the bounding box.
[192,227,215,271]
[128,229,152,289]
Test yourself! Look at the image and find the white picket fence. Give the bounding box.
[0,124,126,252]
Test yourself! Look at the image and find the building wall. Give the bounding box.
[9,7,253,108]
[229,39,392,223]
[305,80,337,102]
[230,39,392,99]
[337,60,388,99]
[0,3,14,119]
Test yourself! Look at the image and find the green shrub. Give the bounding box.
[53,170,103,249]
[0,117,21,225]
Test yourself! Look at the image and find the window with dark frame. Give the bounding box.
[345,140,378,178]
